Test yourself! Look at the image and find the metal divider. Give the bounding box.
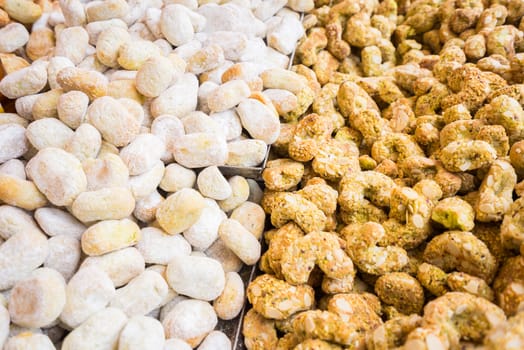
[218,10,306,350]
[230,2,338,346]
